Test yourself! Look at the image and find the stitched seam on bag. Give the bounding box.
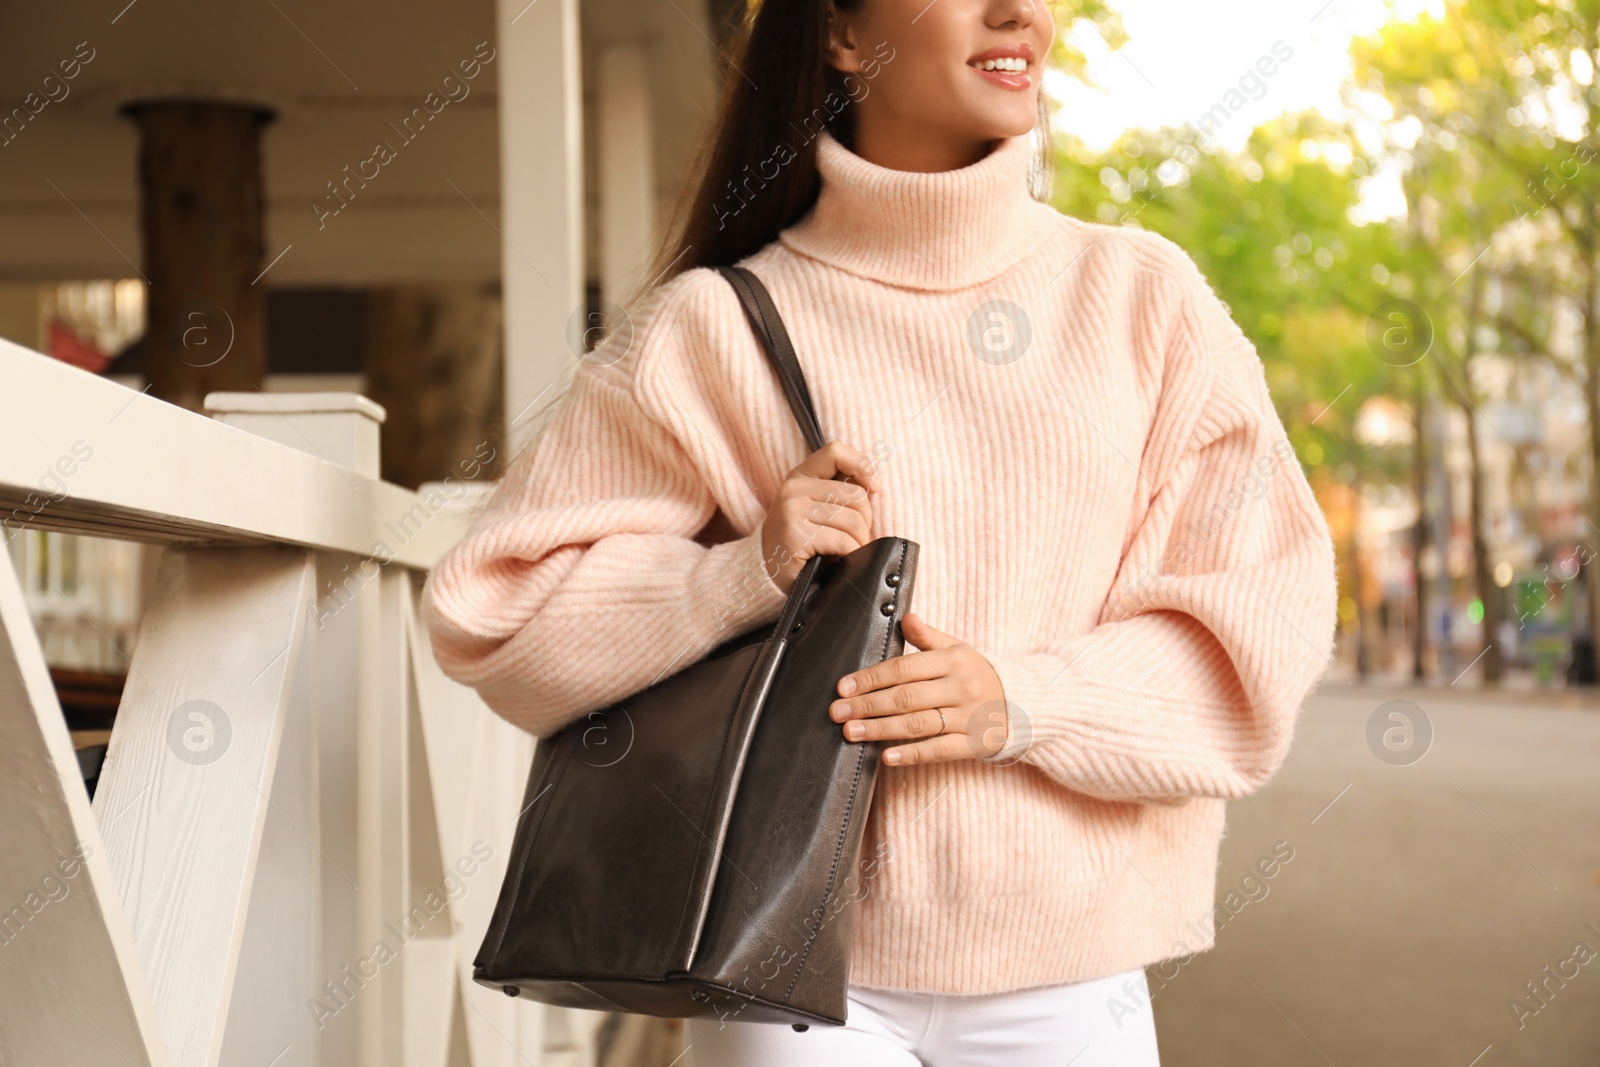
[487,738,577,963]
[781,540,908,1005]
[782,742,866,1005]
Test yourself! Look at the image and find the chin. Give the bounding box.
[974,113,1038,142]
[999,116,1038,138]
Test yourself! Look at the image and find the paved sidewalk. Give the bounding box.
[1149,683,1600,1067]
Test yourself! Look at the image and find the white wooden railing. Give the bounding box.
[0,340,616,1067]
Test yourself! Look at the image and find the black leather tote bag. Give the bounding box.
[472,265,920,1029]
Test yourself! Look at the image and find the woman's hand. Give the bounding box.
[760,439,880,594]
[829,612,1010,766]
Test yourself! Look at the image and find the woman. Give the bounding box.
[421,0,1339,1059]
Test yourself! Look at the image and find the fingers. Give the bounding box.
[836,647,951,704]
[840,706,961,743]
[771,438,878,569]
[791,439,881,494]
[881,733,975,767]
[830,675,959,726]
[898,612,960,651]
[775,495,869,554]
[795,480,872,544]
[759,437,885,592]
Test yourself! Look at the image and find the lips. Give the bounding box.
[967,43,1034,90]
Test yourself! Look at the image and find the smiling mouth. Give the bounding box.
[969,56,1028,73]
[966,48,1034,88]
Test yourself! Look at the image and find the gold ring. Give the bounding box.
[937,708,946,734]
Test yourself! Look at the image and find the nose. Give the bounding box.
[986,0,1037,29]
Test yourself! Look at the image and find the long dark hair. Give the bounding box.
[640,0,1055,296]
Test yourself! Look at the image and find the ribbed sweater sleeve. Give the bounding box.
[978,243,1339,802]
[419,290,790,739]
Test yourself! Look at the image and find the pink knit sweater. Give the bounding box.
[421,127,1339,995]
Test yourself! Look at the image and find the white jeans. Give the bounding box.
[684,967,1161,1067]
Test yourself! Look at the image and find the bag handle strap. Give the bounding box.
[713,264,834,631]
[714,265,827,454]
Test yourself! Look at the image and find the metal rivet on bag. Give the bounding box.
[885,573,901,587]
[690,989,711,1003]
[502,986,519,998]
[881,602,895,616]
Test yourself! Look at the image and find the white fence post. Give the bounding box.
[204,392,402,1066]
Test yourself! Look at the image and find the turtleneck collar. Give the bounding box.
[777,128,1055,292]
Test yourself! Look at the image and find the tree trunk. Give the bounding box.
[1411,381,1431,680]
[1455,266,1506,685]
[1581,43,1600,679]
[1583,235,1600,668]
[128,101,273,411]
[1459,390,1504,684]
[1352,462,1374,679]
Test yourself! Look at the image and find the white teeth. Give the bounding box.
[975,57,1026,73]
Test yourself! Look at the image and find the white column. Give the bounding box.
[598,41,656,308]
[497,0,586,457]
